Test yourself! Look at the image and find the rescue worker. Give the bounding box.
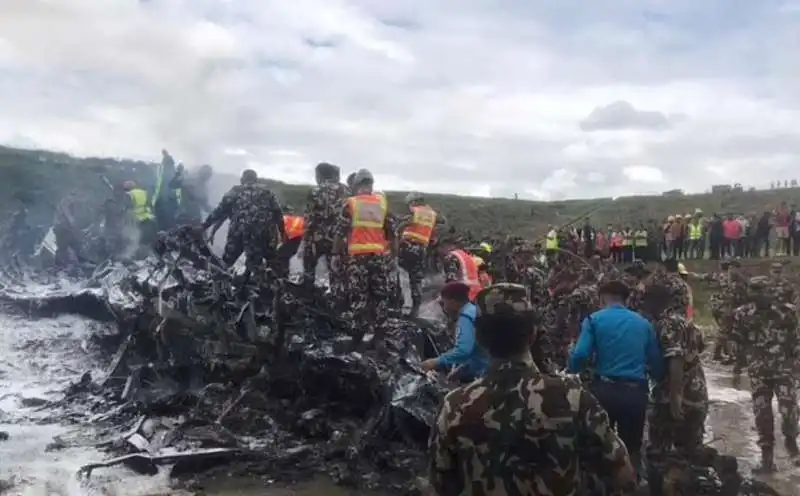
[203,169,286,276]
[152,149,183,230]
[277,205,305,277]
[421,281,487,382]
[545,225,558,259]
[179,164,213,224]
[397,192,443,316]
[333,169,397,350]
[731,276,800,472]
[568,280,663,481]
[474,256,493,288]
[101,182,130,259]
[441,241,483,302]
[302,163,349,280]
[123,180,157,250]
[428,283,637,495]
[53,189,88,267]
[642,282,708,493]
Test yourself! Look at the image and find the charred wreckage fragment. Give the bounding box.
[0,228,784,495]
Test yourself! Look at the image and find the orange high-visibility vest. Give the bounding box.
[347,194,389,256]
[450,249,482,301]
[402,205,437,245]
[283,215,305,240]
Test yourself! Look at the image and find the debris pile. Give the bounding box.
[0,229,784,495]
[1,233,451,493]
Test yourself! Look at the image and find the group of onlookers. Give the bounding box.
[546,201,800,261]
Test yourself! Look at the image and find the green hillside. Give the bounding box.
[0,146,797,238]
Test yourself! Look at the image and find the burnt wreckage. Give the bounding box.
[0,228,783,495]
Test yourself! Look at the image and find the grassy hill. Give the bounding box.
[1,145,799,238]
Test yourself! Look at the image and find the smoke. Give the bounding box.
[118,223,141,260]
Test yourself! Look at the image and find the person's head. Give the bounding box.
[240,169,258,185]
[677,262,689,281]
[315,162,340,185]
[351,168,374,193]
[346,172,356,189]
[662,258,679,274]
[748,276,772,309]
[122,180,136,191]
[642,283,671,318]
[198,164,213,181]
[439,281,471,316]
[474,283,536,360]
[597,280,629,307]
[405,191,424,206]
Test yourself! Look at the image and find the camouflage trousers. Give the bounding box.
[223,225,276,274]
[647,404,707,472]
[303,237,334,275]
[344,254,392,345]
[398,241,427,314]
[750,374,798,450]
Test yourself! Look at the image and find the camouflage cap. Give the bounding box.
[475,283,532,317]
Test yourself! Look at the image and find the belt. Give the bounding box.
[595,375,647,387]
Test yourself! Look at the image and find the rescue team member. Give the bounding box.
[428,283,637,495]
[677,262,695,320]
[276,206,305,277]
[398,192,439,316]
[441,243,482,301]
[568,280,664,480]
[473,255,493,288]
[545,226,558,257]
[421,281,488,382]
[123,180,157,247]
[334,169,397,350]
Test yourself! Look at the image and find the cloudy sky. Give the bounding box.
[1,0,799,200]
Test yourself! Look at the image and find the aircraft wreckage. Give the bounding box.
[0,230,785,495]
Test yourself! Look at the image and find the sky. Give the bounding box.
[1,0,799,201]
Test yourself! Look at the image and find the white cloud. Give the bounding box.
[0,0,798,199]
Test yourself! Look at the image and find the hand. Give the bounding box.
[670,394,684,421]
[612,458,638,493]
[420,358,438,372]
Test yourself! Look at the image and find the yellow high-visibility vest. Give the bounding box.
[128,188,155,222]
[689,224,702,240]
[545,230,558,250]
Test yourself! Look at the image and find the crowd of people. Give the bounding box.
[545,204,800,263]
[27,156,800,495]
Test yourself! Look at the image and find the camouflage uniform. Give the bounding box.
[334,198,397,345]
[203,183,285,273]
[302,179,349,275]
[398,241,427,313]
[442,252,461,282]
[647,314,708,479]
[53,193,88,266]
[768,262,796,305]
[428,285,630,495]
[731,276,800,468]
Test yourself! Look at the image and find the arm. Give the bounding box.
[202,190,235,230]
[436,314,476,367]
[384,211,399,258]
[645,321,665,381]
[567,316,595,373]
[577,388,636,492]
[428,399,462,495]
[270,193,286,239]
[332,203,350,256]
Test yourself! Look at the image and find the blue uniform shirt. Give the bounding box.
[568,303,664,382]
[436,303,488,379]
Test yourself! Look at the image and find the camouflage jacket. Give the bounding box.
[442,253,462,282]
[203,183,284,233]
[303,180,349,243]
[428,358,628,495]
[731,302,800,377]
[651,314,708,409]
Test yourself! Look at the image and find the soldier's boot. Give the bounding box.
[785,437,800,459]
[753,448,776,473]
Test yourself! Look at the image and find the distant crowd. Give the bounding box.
[545,201,800,262]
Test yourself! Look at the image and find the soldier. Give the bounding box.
[333,169,397,350]
[397,192,445,316]
[642,283,708,494]
[428,283,637,495]
[768,260,796,305]
[302,163,349,279]
[53,189,89,267]
[203,169,286,275]
[101,182,130,259]
[731,275,800,472]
